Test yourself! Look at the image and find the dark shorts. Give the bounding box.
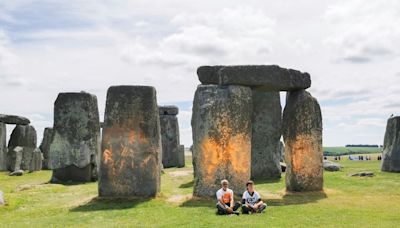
[216,202,241,215]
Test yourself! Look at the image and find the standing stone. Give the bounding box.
[283,90,323,192]
[0,123,6,171]
[279,141,285,162]
[381,116,400,172]
[49,92,100,182]
[159,106,180,168]
[7,125,38,171]
[192,85,252,197]
[99,86,161,197]
[177,145,185,168]
[251,89,282,179]
[29,148,42,172]
[0,191,4,206]
[39,127,53,169]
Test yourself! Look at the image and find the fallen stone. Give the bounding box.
[323,160,341,172]
[350,171,374,177]
[177,145,185,168]
[159,105,179,115]
[192,85,252,197]
[197,65,311,91]
[0,114,30,125]
[381,116,400,172]
[160,112,180,168]
[49,92,100,182]
[251,89,282,179]
[0,123,6,171]
[99,86,161,197]
[39,127,53,169]
[283,90,323,192]
[7,125,38,171]
[9,169,24,176]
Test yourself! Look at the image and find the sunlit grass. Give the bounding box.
[1,155,399,227]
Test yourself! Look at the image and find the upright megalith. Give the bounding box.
[283,90,323,192]
[7,125,40,171]
[99,86,161,197]
[251,89,282,179]
[381,116,400,172]
[192,85,252,197]
[49,92,100,182]
[177,145,185,168]
[0,123,6,171]
[39,127,53,169]
[159,105,181,168]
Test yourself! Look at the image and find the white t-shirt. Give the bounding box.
[242,190,261,206]
[216,188,234,204]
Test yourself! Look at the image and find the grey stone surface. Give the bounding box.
[350,171,374,177]
[192,85,252,197]
[177,145,185,168]
[51,165,94,182]
[283,90,323,192]
[99,86,161,197]
[323,160,341,172]
[29,148,42,172]
[159,105,179,115]
[279,141,285,162]
[197,65,311,91]
[39,127,53,169]
[0,123,6,171]
[251,89,282,179]
[0,114,30,125]
[9,169,24,176]
[48,92,100,182]
[160,114,180,168]
[7,125,38,171]
[0,191,4,206]
[381,116,400,172]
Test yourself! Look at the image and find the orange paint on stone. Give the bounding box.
[288,134,322,176]
[103,149,113,164]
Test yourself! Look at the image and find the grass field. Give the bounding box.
[323,147,383,156]
[1,155,400,227]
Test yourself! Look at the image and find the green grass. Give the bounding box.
[1,155,400,227]
[323,147,383,156]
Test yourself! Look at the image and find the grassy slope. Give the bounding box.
[323,147,383,156]
[1,156,400,227]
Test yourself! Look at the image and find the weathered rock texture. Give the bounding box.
[159,106,181,168]
[381,116,400,172]
[0,123,6,171]
[197,65,311,91]
[7,125,40,171]
[192,85,252,197]
[283,90,323,192]
[177,145,185,168]
[39,127,53,169]
[159,106,179,115]
[49,92,100,182]
[251,89,282,179]
[0,114,30,125]
[279,141,285,162]
[99,86,161,197]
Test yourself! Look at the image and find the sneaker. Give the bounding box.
[257,204,267,213]
[233,211,240,216]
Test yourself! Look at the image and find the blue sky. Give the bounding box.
[0,0,399,147]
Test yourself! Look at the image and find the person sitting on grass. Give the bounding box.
[241,180,267,214]
[216,179,240,216]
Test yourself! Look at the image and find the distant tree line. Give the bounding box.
[345,144,382,148]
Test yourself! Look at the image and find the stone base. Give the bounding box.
[51,165,95,183]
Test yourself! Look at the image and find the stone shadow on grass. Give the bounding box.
[267,191,327,206]
[180,197,215,208]
[70,197,151,212]
[179,180,194,189]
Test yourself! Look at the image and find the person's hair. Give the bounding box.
[246,180,254,187]
[221,179,229,185]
